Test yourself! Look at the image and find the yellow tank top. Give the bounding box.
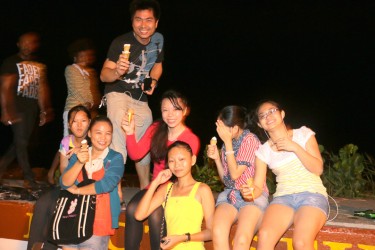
[164,182,205,250]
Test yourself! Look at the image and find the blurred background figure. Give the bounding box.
[63,37,101,136]
[0,31,54,188]
[47,38,101,184]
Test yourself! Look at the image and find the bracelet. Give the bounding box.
[225,151,235,155]
[185,232,190,242]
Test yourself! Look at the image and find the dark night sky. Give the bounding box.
[1,0,375,167]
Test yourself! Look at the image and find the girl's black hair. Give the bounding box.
[165,140,193,182]
[217,105,253,130]
[68,105,91,122]
[249,99,284,143]
[167,140,193,156]
[89,115,113,131]
[150,90,189,163]
[67,105,91,136]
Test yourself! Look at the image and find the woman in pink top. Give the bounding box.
[121,90,200,250]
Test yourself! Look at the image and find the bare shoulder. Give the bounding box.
[197,182,214,196]
[155,182,172,197]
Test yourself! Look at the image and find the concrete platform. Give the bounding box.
[1,168,374,249]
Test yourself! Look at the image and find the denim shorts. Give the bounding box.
[63,235,110,249]
[216,188,269,212]
[271,192,329,217]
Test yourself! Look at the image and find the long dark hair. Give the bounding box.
[150,90,189,163]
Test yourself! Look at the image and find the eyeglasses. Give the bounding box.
[258,108,279,120]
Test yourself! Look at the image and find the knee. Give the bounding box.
[234,232,253,249]
[125,202,137,218]
[148,208,163,228]
[292,237,309,250]
[234,233,252,248]
[16,139,28,149]
[257,227,271,243]
[212,224,223,239]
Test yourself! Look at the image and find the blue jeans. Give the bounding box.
[63,235,110,250]
[271,192,329,217]
[216,188,269,212]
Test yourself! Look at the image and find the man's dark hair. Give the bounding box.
[129,0,161,20]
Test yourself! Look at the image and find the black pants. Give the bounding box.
[125,189,164,250]
[0,107,38,181]
[27,186,60,250]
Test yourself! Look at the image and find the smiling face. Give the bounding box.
[257,102,284,131]
[132,9,158,44]
[161,97,186,128]
[167,145,196,178]
[88,120,113,152]
[68,110,91,139]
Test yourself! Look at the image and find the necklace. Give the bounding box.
[265,122,290,147]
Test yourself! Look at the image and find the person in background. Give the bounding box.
[135,141,215,250]
[100,0,164,189]
[63,38,101,135]
[27,105,92,250]
[0,31,54,189]
[241,100,328,250]
[122,90,200,250]
[47,38,101,185]
[60,116,124,250]
[207,105,269,250]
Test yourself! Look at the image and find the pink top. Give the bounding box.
[126,121,200,188]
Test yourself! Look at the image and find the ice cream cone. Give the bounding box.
[210,136,217,146]
[81,139,88,149]
[127,108,134,123]
[247,178,255,199]
[123,44,131,60]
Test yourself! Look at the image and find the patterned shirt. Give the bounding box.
[221,130,268,204]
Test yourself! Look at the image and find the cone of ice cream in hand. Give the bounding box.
[210,136,217,146]
[123,44,131,60]
[127,108,134,123]
[81,139,88,149]
[247,177,255,200]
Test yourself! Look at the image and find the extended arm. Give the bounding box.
[100,52,130,83]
